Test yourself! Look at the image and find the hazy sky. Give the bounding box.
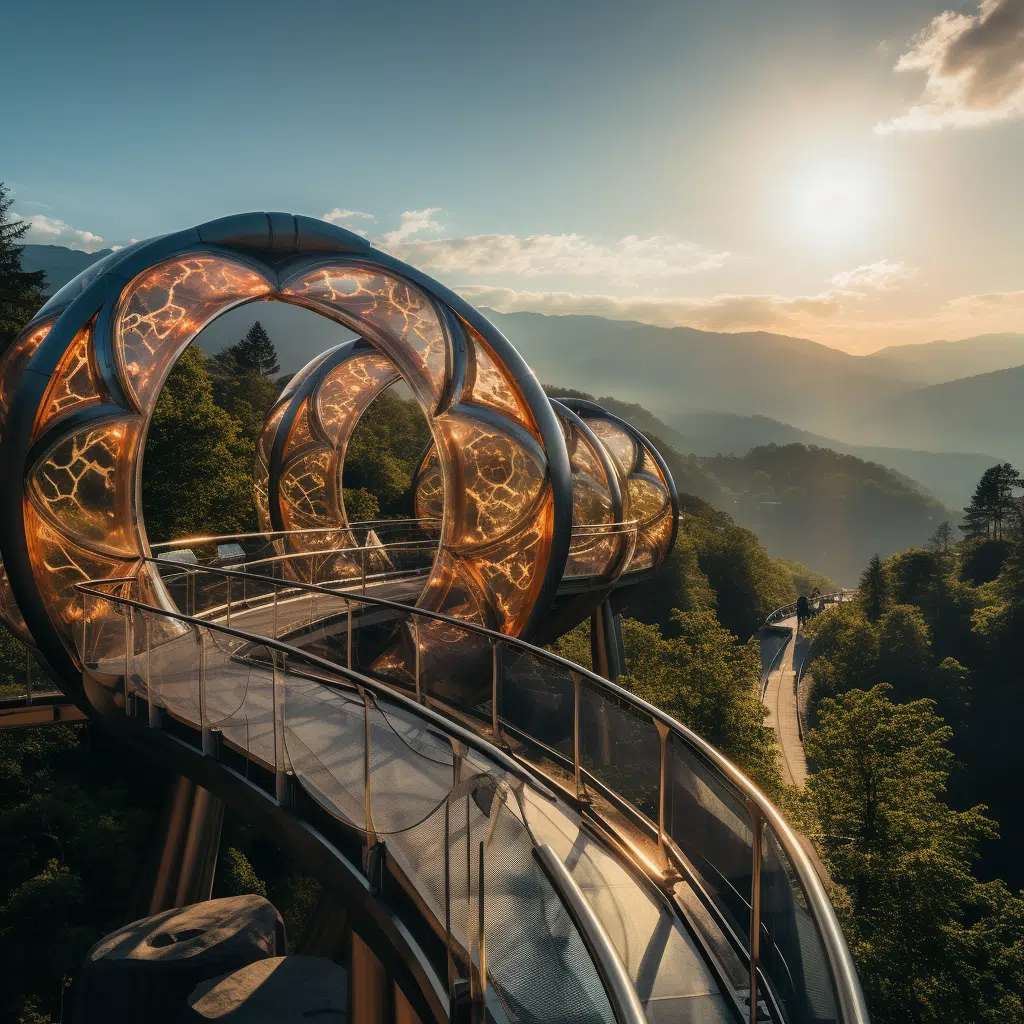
[4,0,1023,353]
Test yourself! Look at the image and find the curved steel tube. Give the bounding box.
[119,554,869,1024]
[533,845,647,1024]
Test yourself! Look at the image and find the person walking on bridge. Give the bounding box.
[796,594,809,633]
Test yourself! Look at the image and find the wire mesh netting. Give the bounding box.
[666,732,755,948]
[580,681,661,821]
[500,645,575,760]
[760,828,840,1024]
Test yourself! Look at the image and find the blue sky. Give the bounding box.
[4,0,1023,351]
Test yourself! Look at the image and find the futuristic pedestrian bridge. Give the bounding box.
[0,214,868,1024]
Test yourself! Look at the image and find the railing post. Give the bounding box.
[272,587,279,639]
[748,803,764,1024]
[572,671,584,802]
[361,546,367,596]
[491,640,501,741]
[226,575,231,627]
[79,590,87,668]
[656,719,672,874]
[274,650,288,804]
[444,799,455,1002]
[361,686,377,866]
[145,616,159,728]
[197,626,212,752]
[413,617,421,704]
[124,606,133,714]
[346,599,353,669]
[477,839,486,1009]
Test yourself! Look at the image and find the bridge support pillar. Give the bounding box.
[590,598,625,681]
[147,776,225,913]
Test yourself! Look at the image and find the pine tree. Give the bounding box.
[928,520,954,553]
[859,553,889,622]
[961,464,1021,541]
[0,183,46,347]
[235,321,280,377]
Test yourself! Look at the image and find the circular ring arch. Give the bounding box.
[554,398,679,578]
[0,213,572,693]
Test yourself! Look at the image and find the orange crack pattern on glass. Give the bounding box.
[316,351,399,446]
[29,420,140,557]
[35,321,102,437]
[0,321,53,442]
[564,422,620,579]
[464,323,537,436]
[440,414,546,547]
[117,257,271,409]
[24,500,138,639]
[413,448,444,522]
[283,267,446,406]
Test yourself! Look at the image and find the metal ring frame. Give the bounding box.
[0,213,574,692]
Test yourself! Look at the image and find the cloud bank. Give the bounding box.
[877,0,1024,132]
[16,213,105,251]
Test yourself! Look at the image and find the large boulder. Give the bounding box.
[187,956,347,1021]
[74,895,285,1024]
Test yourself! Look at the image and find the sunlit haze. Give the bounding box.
[3,0,1023,353]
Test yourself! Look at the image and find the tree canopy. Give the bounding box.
[0,182,46,348]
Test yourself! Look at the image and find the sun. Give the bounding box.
[797,173,871,240]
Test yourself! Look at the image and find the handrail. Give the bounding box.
[117,555,869,1024]
[75,579,632,1023]
[149,518,441,551]
[75,579,552,801]
[533,845,647,1024]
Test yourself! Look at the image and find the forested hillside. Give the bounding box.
[796,517,1024,1021]
[703,444,952,584]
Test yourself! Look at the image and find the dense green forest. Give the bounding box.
[796,500,1024,1020]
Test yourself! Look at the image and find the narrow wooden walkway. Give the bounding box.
[763,615,808,788]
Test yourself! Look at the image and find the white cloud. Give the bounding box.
[16,213,105,252]
[456,284,843,333]
[322,208,376,236]
[876,0,1024,133]
[829,259,915,291]
[385,232,730,281]
[380,207,443,247]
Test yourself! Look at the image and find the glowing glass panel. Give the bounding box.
[117,256,271,409]
[29,420,140,557]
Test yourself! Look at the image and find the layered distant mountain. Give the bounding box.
[671,411,998,510]
[21,243,1024,473]
[863,333,1024,385]
[21,244,114,289]
[871,364,1024,464]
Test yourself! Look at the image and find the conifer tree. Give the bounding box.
[859,553,889,622]
[0,183,46,346]
[961,464,1021,541]
[235,320,280,377]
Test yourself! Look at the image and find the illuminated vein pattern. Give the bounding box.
[259,267,559,637]
[583,416,673,573]
[412,448,444,521]
[0,320,54,640]
[465,324,534,433]
[30,421,140,556]
[16,254,274,649]
[283,268,447,406]
[564,421,621,579]
[117,257,271,409]
[36,322,102,434]
[8,232,572,668]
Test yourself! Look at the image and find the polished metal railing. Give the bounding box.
[81,558,869,1024]
[75,576,637,1024]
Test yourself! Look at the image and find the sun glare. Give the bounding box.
[796,173,871,241]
